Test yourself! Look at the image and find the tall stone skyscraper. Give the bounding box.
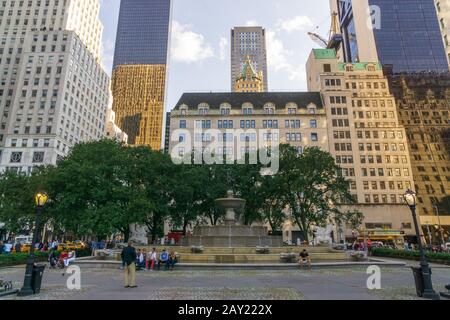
[112,0,172,149]
[0,0,110,172]
[231,27,268,92]
[333,0,449,73]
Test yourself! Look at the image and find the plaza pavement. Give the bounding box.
[0,260,449,300]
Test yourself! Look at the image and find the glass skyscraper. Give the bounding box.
[112,0,172,149]
[113,0,171,68]
[337,0,449,73]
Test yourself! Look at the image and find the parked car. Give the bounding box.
[14,235,32,245]
[57,241,86,251]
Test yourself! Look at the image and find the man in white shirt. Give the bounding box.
[4,242,12,254]
[64,250,76,267]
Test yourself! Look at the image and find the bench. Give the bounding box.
[280,253,297,263]
[256,246,270,254]
[191,246,204,254]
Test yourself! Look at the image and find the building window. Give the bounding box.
[32,152,45,163]
[10,152,22,163]
[310,119,317,128]
[180,120,186,129]
[311,133,318,141]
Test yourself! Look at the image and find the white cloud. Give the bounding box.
[101,38,115,75]
[219,37,228,61]
[171,21,214,64]
[277,16,313,33]
[245,20,260,27]
[266,30,305,81]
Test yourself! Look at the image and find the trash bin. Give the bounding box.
[411,267,424,297]
[31,264,46,294]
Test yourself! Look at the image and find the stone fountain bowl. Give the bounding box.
[214,198,246,209]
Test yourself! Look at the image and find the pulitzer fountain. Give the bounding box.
[185,190,283,247]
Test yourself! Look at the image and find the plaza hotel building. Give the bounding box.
[168,49,416,243]
[0,0,110,172]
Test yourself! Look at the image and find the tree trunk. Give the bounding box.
[123,229,130,243]
[182,220,188,236]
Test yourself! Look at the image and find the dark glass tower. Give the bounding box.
[113,0,171,68]
[337,0,449,73]
[112,0,172,149]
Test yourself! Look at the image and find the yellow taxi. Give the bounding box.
[57,241,86,251]
[12,243,31,253]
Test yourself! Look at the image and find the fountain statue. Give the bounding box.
[312,224,334,246]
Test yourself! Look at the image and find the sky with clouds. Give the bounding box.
[99,0,331,110]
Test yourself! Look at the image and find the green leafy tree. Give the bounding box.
[231,156,265,225]
[168,164,204,235]
[0,170,36,233]
[128,147,174,241]
[260,174,287,233]
[279,145,363,241]
[46,140,138,240]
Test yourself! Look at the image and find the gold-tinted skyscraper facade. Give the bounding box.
[111,0,172,149]
[112,65,166,148]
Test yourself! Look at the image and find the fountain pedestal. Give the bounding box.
[184,190,283,247]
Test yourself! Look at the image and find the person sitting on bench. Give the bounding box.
[158,249,169,270]
[299,249,311,269]
[168,250,178,270]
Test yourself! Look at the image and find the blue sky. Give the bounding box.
[99,0,331,110]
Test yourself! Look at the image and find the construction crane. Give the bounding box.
[308,12,342,50]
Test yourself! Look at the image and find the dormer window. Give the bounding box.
[242,107,253,115]
[366,64,376,72]
[307,104,317,114]
[345,64,354,72]
[220,107,230,115]
[199,107,209,115]
[264,107,275,115]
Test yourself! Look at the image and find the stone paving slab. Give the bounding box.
[1,264,449,300]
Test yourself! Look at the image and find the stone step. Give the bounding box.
[75,259,406,270]
[185,236,283,247]
[135,246,338,254]
[178,252,347,263]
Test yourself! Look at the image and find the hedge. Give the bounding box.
[0,248,92,267]
[371,248,450,264]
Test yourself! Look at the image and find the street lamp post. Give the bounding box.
[18,193,48,297]
[403,189,440,300]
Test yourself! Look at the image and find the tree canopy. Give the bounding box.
[0,141,363,241]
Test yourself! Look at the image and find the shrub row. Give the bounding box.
[0,248,92,267]
[371,248,450,264]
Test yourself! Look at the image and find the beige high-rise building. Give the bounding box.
[435,0,450,67]
[231,27,268,92]
[0,0,104,148]
[307,49,415,239]
[0,0,110,173]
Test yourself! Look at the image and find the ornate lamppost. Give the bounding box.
[403,189,440,300]
[18,192,48,297]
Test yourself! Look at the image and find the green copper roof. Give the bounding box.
[337,62,382,71]
[241,60,257,77]
[312,49,337,59]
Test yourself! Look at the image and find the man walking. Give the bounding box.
[121,241,137,288]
